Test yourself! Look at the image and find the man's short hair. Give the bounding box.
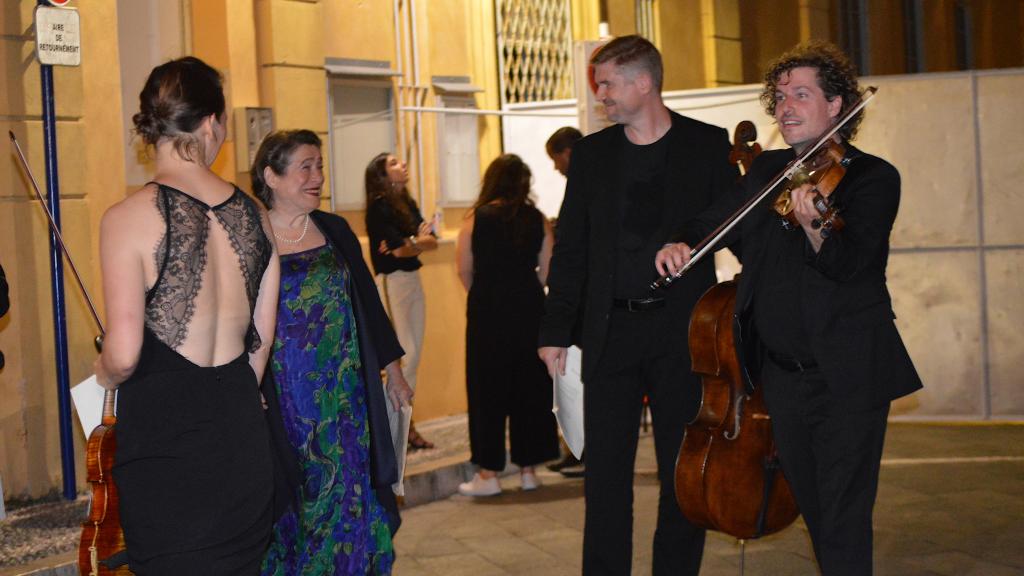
[590,35,663,91]
[546,127,583,155]
[760,41,864,141]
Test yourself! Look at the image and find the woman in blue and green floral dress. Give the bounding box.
[251,130,413,575]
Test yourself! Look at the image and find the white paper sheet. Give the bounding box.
[387,399,413,497]
[553,345,585,459]
[71,374,106,437]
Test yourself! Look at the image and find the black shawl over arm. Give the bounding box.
[262,210,405,534]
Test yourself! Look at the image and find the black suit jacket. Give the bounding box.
[539,110,737,381]
[261,210,404,533]
[682,145,922,409]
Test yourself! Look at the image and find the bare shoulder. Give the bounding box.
[101,184,162,240]
[459,211,475,233]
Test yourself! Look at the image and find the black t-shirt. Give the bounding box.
[752,223,815,362]
[365,195,426,275]
[614,129,673,298]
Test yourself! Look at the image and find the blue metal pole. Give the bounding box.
[38,15,77,500]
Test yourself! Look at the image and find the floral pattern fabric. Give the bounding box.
[262,244,394,576]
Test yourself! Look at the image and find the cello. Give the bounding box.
[8,132,130,575]
[672,122,798,540]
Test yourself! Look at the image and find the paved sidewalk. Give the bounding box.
[3,422,1022,575]
[393,422,1024,576]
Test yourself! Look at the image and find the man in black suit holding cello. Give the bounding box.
[538,35,737,575]
[656,41,922,575]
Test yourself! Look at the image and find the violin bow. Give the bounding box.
[9,131,105,339]
[651,86,878,290]
[9,131,116,422]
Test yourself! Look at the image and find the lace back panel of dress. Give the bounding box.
[147,186,271,353]
[214,191,272,351]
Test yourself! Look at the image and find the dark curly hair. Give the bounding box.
[249,130,323,209]
[132,56,225,162]
[760,41,864,141]
[365,152,417,234]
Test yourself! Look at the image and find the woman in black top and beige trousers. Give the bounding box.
[364,153,438,464]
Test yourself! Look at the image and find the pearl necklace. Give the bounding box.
[273,213,310,244]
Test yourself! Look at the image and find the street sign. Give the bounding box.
[35,6,81,67]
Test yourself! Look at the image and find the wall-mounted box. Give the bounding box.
[235,107,274,172]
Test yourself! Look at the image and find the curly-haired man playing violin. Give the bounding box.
[657,42,922,576]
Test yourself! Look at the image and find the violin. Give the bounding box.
[650,86,876,291]
[772,138,848,238]
[673,122,799,540]
[8,132,130,575]
[80,383,131,575]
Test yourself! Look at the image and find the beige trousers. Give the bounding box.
[375,269,426,392]
[376,269,426,496]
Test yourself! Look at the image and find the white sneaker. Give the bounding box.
[520,471,540,491]
[458,473,501,497]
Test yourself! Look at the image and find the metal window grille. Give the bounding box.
[496,0,574,105]
[636,0,657,44]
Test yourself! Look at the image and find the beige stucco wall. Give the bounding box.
[1,0,125,498]
[977,72,1024,417]
[859,70,1024,418]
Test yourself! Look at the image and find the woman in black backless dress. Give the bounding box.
[93,57,280,575]
[455,154,560,496]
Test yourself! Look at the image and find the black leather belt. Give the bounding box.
[612,297,665,312]
[766,350,818,372]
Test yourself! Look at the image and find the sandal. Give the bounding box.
[407,425,435,451]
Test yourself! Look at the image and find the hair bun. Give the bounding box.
[132,109,164,145]
[132,57,225,155]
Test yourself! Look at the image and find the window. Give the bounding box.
[326,59,399,210]
[496,0,574,105]
[433,78,482,206]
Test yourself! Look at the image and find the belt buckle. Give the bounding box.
[628,297,662,312]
